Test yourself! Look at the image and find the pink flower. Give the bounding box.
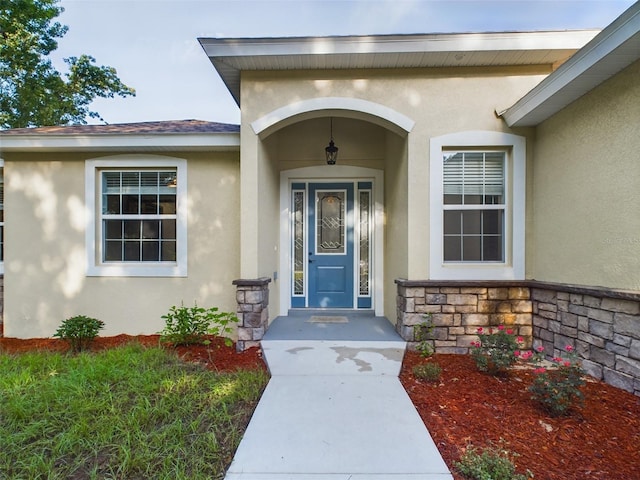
[536,345,545,353]
[534,367,547,374]
[563,361,571,367]
[521,351,533,360]
[553,357,563,363]
[477,327,484,334]
[506,329,514,335]
[565,345,574,352]
[517,336,524,344]
[498,325,505,331]
[514,350,521,357]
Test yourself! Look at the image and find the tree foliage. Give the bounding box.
[0,0,135,128]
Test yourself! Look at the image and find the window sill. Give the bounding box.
[87,263,187,278]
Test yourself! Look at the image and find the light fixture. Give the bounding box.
[325,118,338,165]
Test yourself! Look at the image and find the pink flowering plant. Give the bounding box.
[525,345,585,417]
[469,326,524,375]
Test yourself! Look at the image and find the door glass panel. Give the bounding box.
[293,190,305,295]
[316,190,345,254]
[359,191,370,296]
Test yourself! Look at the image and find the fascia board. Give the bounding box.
[199,31,598,57]
[0,132,240,153]
[502,3,640,127]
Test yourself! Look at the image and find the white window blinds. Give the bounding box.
[443,152,504,198]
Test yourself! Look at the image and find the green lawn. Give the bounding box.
[0,343,269,479]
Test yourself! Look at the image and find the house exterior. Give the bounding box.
[1,4,639,393]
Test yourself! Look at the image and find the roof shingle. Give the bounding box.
[0,119,239,135]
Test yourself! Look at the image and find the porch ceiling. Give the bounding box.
[198,31,599,105]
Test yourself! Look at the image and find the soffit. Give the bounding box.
[199,31,599,105]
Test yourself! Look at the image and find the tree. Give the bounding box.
[0,0,135,129]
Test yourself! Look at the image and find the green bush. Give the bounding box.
[412,362,442,382]
[469,326,524,375]
[160,303,237,346]
[528,345,585,417]
[414,314,435,358]
[53,315,105,353]
[455,444,531,480]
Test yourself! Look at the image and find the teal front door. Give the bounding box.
[308,183,354,308]
[290,180,373,310]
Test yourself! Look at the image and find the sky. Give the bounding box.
[51,0,636,125]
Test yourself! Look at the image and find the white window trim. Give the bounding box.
[430,131,525,280]
[85,155,188,277]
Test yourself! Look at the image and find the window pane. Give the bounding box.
[121,172,139,190]
[142,220,160,239]
[462,210,481,234]
[483,210,503,235]
[483,236,503,261]
[140,195,157,214]
[122,195,139,214]
[444,236,461,261]
[463,236,482,261]
[124,241,140,261]
[105,241,122,261]
[105,220,123,239]
[317,191,345,254]
[105,195,120,214]
[161,241,176,261]
[161,220,176,240]
[159,195,176,214]
[293,191,305,295]
[124,221,141,239]
[444,210,461,235]
[359,190,370,296]
[142,241,160,261]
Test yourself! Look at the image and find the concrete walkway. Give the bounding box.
[225,316,453,480]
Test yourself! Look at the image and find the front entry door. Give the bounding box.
[308,183,354,308]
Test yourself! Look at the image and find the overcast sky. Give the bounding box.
[52,0,636,125]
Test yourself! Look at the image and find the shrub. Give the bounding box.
[526,345,585,417]
[413,362,442,382]
[469,326,523,375]
[414,314,435,358]
[455,443,531,480]
[53,315,105,353]
[160,303,237,346]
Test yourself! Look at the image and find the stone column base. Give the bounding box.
[233,277,271,351]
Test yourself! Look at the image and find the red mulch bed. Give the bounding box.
[401,352,640,480]
[2,336,639,479]
[0,334,266,373]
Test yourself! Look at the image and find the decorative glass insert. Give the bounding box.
[101,170,177,262]
[292,190,305,296]
[443,152,505,262]
[359,190,371,296]
[316,190,345,254]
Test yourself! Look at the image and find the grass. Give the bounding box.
[0,343,269,479]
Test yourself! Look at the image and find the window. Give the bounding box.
[443,152,505,262]
[86,157,187,277]
[430,132,525,280]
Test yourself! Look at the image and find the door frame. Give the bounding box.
[279,166,384,316]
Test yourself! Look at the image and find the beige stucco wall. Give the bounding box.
[3,151,240,338]
[530,59,640,291]
[240,66,546,315]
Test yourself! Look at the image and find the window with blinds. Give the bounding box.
[101,170,177,262]
[443,152,505,262]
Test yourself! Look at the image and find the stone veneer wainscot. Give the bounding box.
[396,279,640,396]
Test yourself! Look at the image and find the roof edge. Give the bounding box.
[501,2,640,127]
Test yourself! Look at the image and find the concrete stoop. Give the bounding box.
[224,340,453,480]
